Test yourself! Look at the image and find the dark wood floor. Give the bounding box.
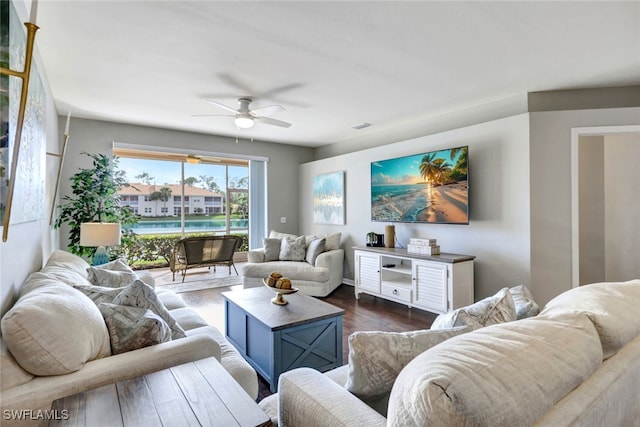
[177,283,437,401]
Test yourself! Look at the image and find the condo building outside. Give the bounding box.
[118,183,224,217]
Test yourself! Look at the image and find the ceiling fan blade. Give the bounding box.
[250,105,285,117]
[261,83,303,97]
[191,114,235,117]
[217,73,255,96]
[206,100,238,113]
[255,116,292,128]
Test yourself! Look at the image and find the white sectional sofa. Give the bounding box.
[260,280,640,426]
[242,231,344,297]
[0,250,258,426]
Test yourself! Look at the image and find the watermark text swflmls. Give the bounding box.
[3,409,69,421]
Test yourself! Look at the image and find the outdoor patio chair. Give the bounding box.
[170,234,242,282]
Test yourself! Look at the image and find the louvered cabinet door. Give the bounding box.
[354,251,381,295]
[413,261,449,314]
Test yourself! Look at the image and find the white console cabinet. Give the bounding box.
[354,247,475,315]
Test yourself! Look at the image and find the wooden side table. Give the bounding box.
[223,286,345,392]
[49,357,270,427]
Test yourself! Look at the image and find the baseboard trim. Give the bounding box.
[342,278,354,286]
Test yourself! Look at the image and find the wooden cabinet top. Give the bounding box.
[353,246,475,263]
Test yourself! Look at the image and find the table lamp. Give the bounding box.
[80,223,121,265]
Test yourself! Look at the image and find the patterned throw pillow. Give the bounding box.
[279,236,306,261]
[112,280,186,339]
[305,238,326,264]
[431,287,516,330]
[73,284,124,305]
[510,284,540,319]
[98,303,171,354]
[87,259,139,288]
[346,327,470,400]
[263,238,282,262]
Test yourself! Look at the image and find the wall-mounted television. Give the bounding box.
[371,145,469,224]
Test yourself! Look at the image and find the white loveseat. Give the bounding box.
[261,280,640,426]
[242,231,344,297]
[0,251,258,425]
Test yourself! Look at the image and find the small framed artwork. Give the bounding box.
[313,171,345,225]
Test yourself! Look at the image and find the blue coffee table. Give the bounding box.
[223,286,345,392]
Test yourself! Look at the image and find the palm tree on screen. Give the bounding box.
[449,146,468,175]
[419,153,439,184]
[432,158,452,185]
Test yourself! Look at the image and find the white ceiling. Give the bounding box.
[33,1,640,148]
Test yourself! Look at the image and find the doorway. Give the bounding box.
[571,125,640,288]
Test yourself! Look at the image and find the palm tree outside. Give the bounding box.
[149,186,172,216]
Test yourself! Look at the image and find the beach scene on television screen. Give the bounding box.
[371,146,468,224]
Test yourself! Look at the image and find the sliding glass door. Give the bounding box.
[115,154,250,240]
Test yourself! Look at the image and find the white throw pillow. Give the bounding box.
[431,287,516,330]
[279,236,306,261]
[269,230,298,240]
[44,250,92,278]
[346,327,469,400]
[388,314,602,427]
[324,232,341,251]
[540,279,640,359]
[1,282,111,375]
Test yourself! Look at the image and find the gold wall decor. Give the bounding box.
[47,112,69,225]
[0,1,39,241]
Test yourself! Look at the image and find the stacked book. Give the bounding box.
[407,238,440,256]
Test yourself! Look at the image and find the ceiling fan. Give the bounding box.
[193,98,292,129]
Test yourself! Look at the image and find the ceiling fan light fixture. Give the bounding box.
[234,116,254,129]
[186,155,201,164]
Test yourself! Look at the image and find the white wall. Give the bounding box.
[1,0,61,316]
[57,118,314,251]
[299,114,531,300]
[529,107,640,305]
[604,133,640,281]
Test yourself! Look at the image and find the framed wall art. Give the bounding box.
[313,170,345,225]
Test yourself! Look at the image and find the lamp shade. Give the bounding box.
[80,223,121,247]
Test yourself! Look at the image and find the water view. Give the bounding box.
[128,219,248,235]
